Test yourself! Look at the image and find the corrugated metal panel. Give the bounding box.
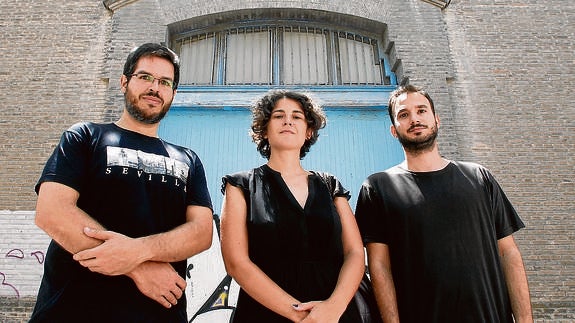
[158,107,403,213]
[158,107,266,214]
[175,25,391,86]
[302,108,403,206]
[282,30,329,85]
[339,34,381,84]
[225,29,271,84]
[179,34,215,85]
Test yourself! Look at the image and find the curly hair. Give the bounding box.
[250,90,326,159]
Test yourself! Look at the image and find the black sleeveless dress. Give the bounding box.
[222,165,361,322]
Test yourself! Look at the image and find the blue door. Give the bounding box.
[158,106,403,213]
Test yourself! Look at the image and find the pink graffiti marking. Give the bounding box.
[31,251,45,264]
[0,272,20,299]
[5,249,24,259]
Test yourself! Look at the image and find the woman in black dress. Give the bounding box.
[220,90,366,322]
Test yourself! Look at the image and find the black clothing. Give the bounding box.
[356,161,525,323]
[31,122,212,322]
[222,165,361,322]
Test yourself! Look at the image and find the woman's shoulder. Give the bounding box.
[309,170,350,200]
[221,165,268,194]
[309,169,337,181]
[221,170,250,194]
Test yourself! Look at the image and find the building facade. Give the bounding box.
[0,0,573,321]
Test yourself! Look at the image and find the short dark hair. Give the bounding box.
[251,90,326,159]
[123,43,181,89]
[387,84,435,123]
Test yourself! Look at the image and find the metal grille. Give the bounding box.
[281,26,329,85]
[176,25,386,86]
[338,32,381,85]
[178,33,216,85]
[225,27,272,85]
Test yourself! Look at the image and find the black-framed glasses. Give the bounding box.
[130,73,175,89]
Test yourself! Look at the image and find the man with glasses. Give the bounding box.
[30,43,214,322]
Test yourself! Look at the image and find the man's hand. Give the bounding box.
[127,261,187,308]
[73,227,148,275]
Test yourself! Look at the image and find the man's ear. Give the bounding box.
[390,124,398,138]
[120,75,128,93]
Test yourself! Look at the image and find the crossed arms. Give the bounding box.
[35,181,213,308]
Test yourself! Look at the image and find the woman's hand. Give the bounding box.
[293,300,344,323]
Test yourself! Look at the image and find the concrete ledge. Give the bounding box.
[173,85,395,108]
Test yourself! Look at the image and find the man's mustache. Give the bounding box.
[143,90,161,98]
[408,124,428,131]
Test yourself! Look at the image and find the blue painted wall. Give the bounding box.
[159,105,403,214]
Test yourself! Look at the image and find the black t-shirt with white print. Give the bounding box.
[31,122,212,323]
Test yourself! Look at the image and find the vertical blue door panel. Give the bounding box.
[301,108,404,207]
[159,106,403,213]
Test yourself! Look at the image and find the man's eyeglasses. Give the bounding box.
[130,73,175,89]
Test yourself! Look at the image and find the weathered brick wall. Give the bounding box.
[0,297,36,323]
[0,1,111,211]
[0,0,573,321]
[444,0,575,318]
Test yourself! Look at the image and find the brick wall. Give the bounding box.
[444,0,575,318]
[1,0,573,321]
[0,297,36,323]
[0,1,111,211]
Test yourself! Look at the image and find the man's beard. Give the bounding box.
[124,90,171,124]
[395,122,439,154]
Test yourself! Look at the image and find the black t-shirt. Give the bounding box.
[356,161,524,323]
[31,122,212,323]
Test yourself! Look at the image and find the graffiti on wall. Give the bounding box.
[0,214,237,322]
[188,272,235,322]
[0,248,45,298]
[186,214,236,322]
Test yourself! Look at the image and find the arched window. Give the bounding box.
[161,14,402,212]
[174,24,395,86]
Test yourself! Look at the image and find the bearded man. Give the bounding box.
[31,43,213,322]
[355,84,533,323]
